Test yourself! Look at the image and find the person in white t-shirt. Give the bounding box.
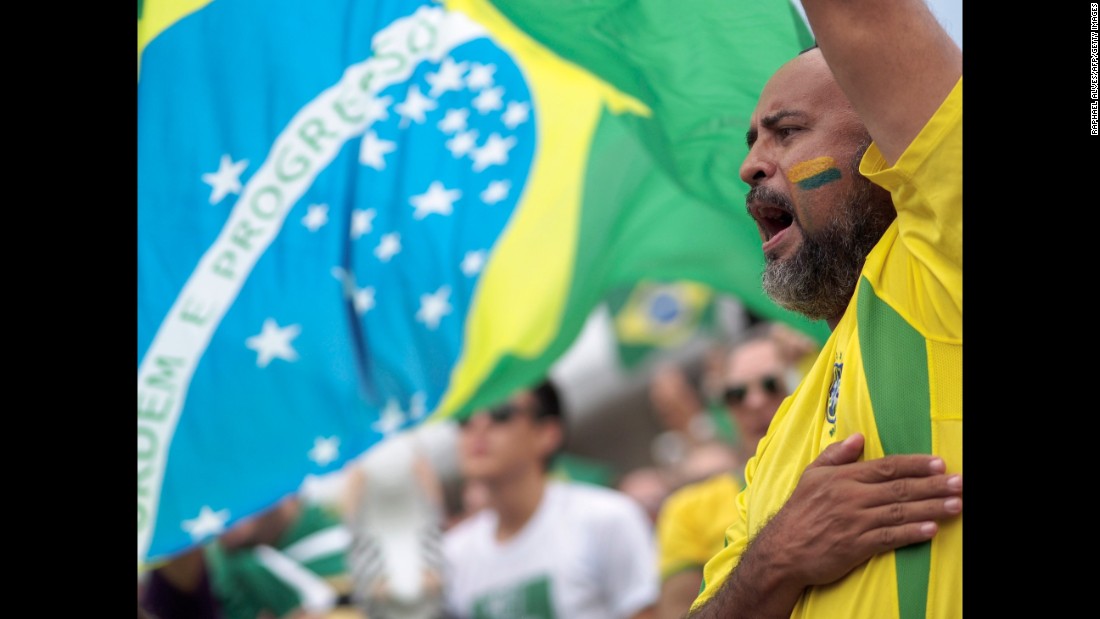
[443,379,659,619]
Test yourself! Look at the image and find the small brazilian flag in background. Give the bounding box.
[609,280,717,369]
[137,0,816,568]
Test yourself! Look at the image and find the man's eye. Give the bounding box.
[776,127,800,139]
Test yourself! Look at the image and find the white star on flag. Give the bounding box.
[351,208,376,240]
[331,268,376,314]
[446,130,479,157]
[427,57,469,97]
[373,399,406,435]
[363,94,393,127]
[438,108,470,134]
[460,250,487,276]
[416,285,453,330]
[466,62,497,90]
[360,131,396,171]
[309,436,340,467]
[396,85,437,127]
[181,506,230,542]
[411,181,461,220]
[375,233,402,262]
[409,392,428,420]
[246,318,301,368]
[202,154,249,205]
[481,180,511,204]
[472,86,504,114]
[502,101,531,129]
[302,204,329,231]
[353,286,376,315]
[471,133,517,172]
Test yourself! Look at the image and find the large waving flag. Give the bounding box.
[137,0,815,568]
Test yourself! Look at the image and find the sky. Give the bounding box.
[794,0,963,48]
[926,0,963,47]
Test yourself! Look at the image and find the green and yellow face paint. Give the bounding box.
[787,157,841,190]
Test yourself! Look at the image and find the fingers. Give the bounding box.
[858,521,942,554]
[870,494,963,529]
[852,495,962,555]
[853,470,961,513]
[849,453,949,483]
[807,433,866,469]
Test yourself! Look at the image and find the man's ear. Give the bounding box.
[537,419,564,460]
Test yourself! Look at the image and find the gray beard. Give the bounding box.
[760,172,895,322]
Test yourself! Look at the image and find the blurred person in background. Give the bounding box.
[717,323,813,470]
[206,495,355,619]
[443,478,491,531]
[342,428,449,619]
[647,364,719,473]
[140,545,221,619]
[615,465,675,526]
[140,493,358,619]
[669,439,740,490]
[443,379,659,619]
[654,323,806,619]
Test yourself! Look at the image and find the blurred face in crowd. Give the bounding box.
[458,389,561,485]
[740,49,895,324]
[722,339,789,453]
[617,467,671,525]
[649,366,702,432]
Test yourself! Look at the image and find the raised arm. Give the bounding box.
[799,0,961,164]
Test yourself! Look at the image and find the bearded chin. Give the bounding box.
[762,178,895,322]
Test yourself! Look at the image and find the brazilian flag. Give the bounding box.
[137,0,815,568]
[607,280,716,369]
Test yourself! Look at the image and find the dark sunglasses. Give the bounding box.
[723,375,783,406]
[458,403,545,427]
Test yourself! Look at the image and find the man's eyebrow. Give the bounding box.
[747,110,810,148]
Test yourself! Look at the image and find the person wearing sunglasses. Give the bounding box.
[655,323,802,619]
[720,327,808,471]
[442,379,659,619]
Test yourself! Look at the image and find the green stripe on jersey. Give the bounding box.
[857,276,931,619]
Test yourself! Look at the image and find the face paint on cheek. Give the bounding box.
[787,156,842,190]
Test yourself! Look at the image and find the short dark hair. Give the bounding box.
[531,379,563,421]
[530,379,566,469]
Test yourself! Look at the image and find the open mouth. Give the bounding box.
[751,204,795,242]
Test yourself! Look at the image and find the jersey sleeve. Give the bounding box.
[689,470,755,610]
[858,78,963,342]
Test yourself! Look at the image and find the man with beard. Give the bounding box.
[686,0,962,618]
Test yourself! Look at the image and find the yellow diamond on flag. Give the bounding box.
[614,281,713,349]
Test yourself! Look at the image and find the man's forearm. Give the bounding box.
[797,0,962,163]
[687,524,804,619]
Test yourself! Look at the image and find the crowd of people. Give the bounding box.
[138,319,815,619]
[140,0,962,616]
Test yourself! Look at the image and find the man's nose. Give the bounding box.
[742,385,771,410]
[740,146,776,186]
